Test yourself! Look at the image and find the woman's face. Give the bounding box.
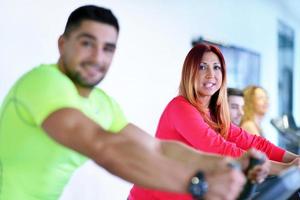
[253,88,269,116]
[196,52,223,99]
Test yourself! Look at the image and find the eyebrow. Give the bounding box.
[76,33,96,41]
[75,33,117,49]
[105,43,116,49]
[200,62,221,65]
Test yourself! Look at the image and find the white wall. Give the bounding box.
[1,0,300,199]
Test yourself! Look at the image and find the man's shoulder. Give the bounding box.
[11,63,77,100]
[24,64,62,79]
[17,64,72,88]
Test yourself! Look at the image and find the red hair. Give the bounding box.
[179,43,230,138]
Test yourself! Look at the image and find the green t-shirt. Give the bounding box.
[0,64,128,200]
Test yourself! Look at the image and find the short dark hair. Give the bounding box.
[227,88,244,97]
[63,5,119,36]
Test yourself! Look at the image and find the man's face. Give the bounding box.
[228,95,244,126]
[59,20,118,88]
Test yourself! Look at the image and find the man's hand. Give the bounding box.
[204,159,246,200]
[237,148,270,183]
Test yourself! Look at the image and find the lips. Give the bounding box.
[85,66,101,76]
[203,82,216,88]
[82,62,106,76]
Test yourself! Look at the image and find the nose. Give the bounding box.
[265,98,269,107]
[93,48,104,63]
[238,107,244,116]
[206,67,215,78]
[92,47,105,64]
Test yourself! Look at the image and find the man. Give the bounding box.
[0,5,253,200]
[227,87,245,126]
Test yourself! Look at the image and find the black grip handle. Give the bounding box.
[237,157,265,200]
[246,157,264,174]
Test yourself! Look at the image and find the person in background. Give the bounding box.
[129,43,300,200]
[240,85,269,136]
[0,5,253,200]
[240,85,300,200]
[227,87,244,126]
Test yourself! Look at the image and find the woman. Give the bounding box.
[241,86,269,136]
[129,44,299,200]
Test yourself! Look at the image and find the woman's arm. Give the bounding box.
[269,151,300,175]
[282,150,300,163]
[163,97,245,157]
[229,125,300,174]
[228,124,286,162]
[269,157,300,175]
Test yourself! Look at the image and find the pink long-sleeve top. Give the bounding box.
[129,96,285,200]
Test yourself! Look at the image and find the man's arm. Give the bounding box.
[42,108,245,198]
[42,108,190,192]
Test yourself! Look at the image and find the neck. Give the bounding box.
[198,96,211,109]
[254,114,263,126]
[75,85,92,97]
[57,59,92,98]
